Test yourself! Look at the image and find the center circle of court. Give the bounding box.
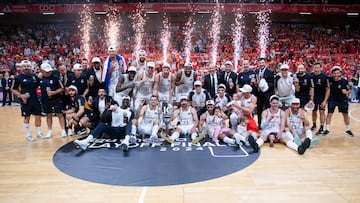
[53,138,260,186]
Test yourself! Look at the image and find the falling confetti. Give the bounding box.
[257,9,271,58]
[161,15,171,64]
[232,12,244,72]
[209,0,222,66]
[79,4,92,60]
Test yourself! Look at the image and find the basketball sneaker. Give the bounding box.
[37,132,46,139]
[345,130,354,137]
[298,138,311,155]
[45,131,52,139]
[310,137,320,148]
[26,135,35,142]
[73,139,89,151]
[248,135,259,153]
[322,130,330,136]
[161,132,174,144]
[315,128,324,135]
[192,132,205,144]
[119,142,129,152]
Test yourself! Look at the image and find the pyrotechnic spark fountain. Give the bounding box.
[105,9,121,48]
[131,4,147,60]
[209,1,222,66]
[257,10,271,58]
[184,14,195,64]
[161,15,171,64]
[232,12,244,72]
[79,4,92,60]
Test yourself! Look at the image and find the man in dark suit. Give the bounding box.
[220,61,238,97]
[93,88,118,121]
[1,71,13,106]
[203,64,222,99]
[253,58,275,127]
[86,57,104,99]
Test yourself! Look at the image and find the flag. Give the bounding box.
[101,54,126,92]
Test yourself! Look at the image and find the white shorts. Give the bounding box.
[138,124,153,135]
[177,124,193,134]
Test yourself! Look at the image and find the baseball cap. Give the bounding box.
[68,85,78,93]
[184,62,192,67]
[206,100,215,105]
[218,84,226,90]
[331,66,342,72]
[91,57,101,63]
[163,63,171,69]
[73,63,82,71]
[122,95,131,100]
[147,62,155,68]
[290,98,300,104]
[240,84,253,93]
[180,95,188,101]
[269,94,279,102]
[194,80,202,86]
[108,46,116,51]
[40,63,53,72]
[280,64,289,70]
[224,61,233,66]
[259,78,269,92]
[20,60,32,66]
[128,66,137,72]
[138,49,147,56]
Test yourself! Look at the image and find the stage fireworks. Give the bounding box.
[184,14,195,64]
[105,9,121,48]
[161,15,171,64]
[131,3,147,61]
[209,1,222,66]
[232,12,244,72]
[257,10,271,58]
[79,4,92,60]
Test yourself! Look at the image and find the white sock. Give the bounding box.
[286,140,298,151]
[24,124,31,136]
[233,133,246,144]
[48,130,52,134]
[36,127,42,135]
[171,132,180,140]
[345,125,350,131]
[256,138,264,147]
[223,136,236,145]
[326,124,330,131]
[131,125,137,135]
[123,135,130,145]
[305,129,312,139]
[86,134,94,142]
[151,125,159,137]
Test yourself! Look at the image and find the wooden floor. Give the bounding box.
[0,104,360,203]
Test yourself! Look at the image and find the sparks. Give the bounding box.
[131,3,147,60]
[79,4,92,60]
[257,10,271,58]
[184,13,195,64]
[105,9,121,48]
[232,12,244,72]
[160,15,171,64]
[209,0,222,66]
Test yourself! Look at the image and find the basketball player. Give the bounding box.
[132,95,162,142]
[175,62,196,104]
[114,66,137,106]
[162,96,201,144]
[154,63,175,105]
[285,98,320,148]
[133,62,156,111]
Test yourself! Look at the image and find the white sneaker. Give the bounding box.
[73,139,89,150]
[61,130,67,138]
[150,135,158,143]
[67,128,73,136]
[26,135,35,142]
[129,135,137,144]
[37,133,45,139]
[45,131,52,139]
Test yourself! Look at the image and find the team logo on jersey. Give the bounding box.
[53,137,260,186]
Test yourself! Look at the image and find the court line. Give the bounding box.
[349,106,360,122]
[138,186,148,203]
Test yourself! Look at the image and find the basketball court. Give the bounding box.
[0,104,359,202]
